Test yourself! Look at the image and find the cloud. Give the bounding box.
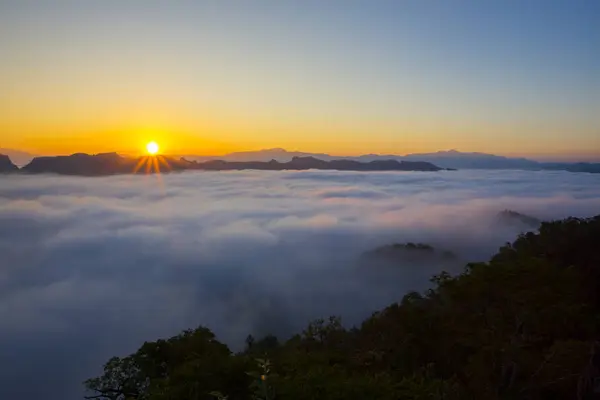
[0,169,600,399]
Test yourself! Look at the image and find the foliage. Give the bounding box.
[85,215,600,400]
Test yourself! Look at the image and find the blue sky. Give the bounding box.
[0,0,598,159]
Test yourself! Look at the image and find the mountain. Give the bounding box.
[21,153,444,175]
[0,154,19,173]
[394,150,541,170]
[357,241,464,287]
[23,152,133,175]
[184,148,600,172]
[0,148,36,167]
[361,242,458,265]
[194,156,443,171]
[22,153,192,176]
[540,162,600,174]
[496,210,542,229]
[10,148,600,172]
[186,148,332,163]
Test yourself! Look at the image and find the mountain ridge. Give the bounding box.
[2,149,599,174]
[184,148,600,172]
[0,154,19,172]
[16,153,445,176]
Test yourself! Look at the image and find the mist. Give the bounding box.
[1,169,600,400]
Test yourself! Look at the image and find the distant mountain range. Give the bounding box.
[0,154,19,172]
[185,148,600,172]
[0,152,444,175]
[1,148,599,175]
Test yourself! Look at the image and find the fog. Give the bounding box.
[1,169,600,399]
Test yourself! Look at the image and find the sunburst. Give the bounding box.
[133,141,172,175]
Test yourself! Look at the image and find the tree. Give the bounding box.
[86,215,600,399]
[85,327,250,400]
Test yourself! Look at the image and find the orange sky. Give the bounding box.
[1,1,598,160]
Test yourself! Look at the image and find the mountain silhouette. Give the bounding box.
[357,242,464,284]
[183,148,599,172]
[19,153,444,175]
[541,162,600,173]
[8,149,600,174]
[0,154,19,173]
[180,156,443,172]
[361,242,458,264]
[496,210,542,228]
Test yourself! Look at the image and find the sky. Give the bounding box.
[1,0,599,159]
[1,169,600,399]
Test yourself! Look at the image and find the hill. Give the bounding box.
[0,154,19,173]
[21,153,444,175]
[85,215,600,400]
[22,152,188,176]
[541,162,600,174]
[8,148,600,173]
[360,242,459,267]
[9,149,600,174]
[185,148,600,172]
[496,209,542,228]
[397,150,541,169]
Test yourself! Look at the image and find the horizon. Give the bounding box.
[1,1,599,159]
[2,145,600,164]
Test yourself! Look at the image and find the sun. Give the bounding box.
[146,141,159,155]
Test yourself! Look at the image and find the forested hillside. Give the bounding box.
[85,216,600,400]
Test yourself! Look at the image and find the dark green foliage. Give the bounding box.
[84,327,251,400]
[86,215,600,399]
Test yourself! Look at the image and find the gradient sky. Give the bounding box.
[1,0,598,159]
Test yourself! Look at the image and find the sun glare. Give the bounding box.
[146,141,159,155]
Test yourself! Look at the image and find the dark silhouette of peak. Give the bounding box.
[21,153,187,176]
[356,241,463,289]
[95,152,121,159]
[180,148,598,172]
[0,154,19,172]
[361,242,458,265]
[23,153,132,176]
[21,153,443,175]
[196,156,442,172]
[289,156,330,167]
[496,209,541,228]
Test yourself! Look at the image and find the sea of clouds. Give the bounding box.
[1,169,600,399]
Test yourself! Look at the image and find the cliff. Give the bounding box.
[0,154,19,173]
